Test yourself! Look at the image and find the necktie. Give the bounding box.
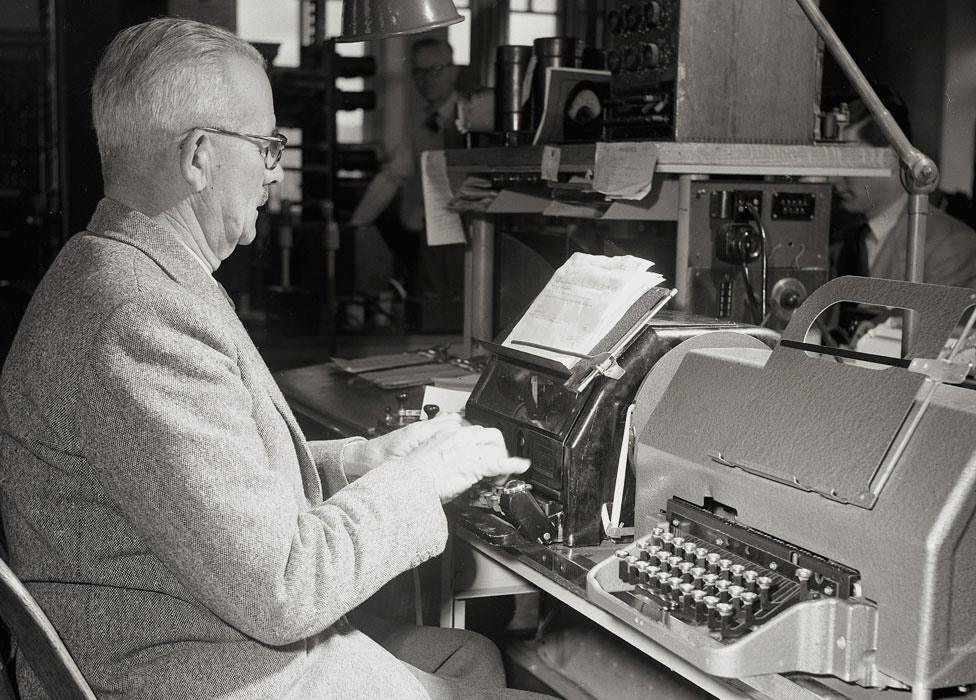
[835,221,871,278]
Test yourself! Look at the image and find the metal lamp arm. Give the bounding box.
[795,0,940,355]
[794,0,939,195]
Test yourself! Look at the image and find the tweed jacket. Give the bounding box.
[0,199,448,699]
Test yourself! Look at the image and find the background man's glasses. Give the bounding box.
[412,63,452,80]
[196,126,287,170]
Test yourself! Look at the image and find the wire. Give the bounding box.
[739,263,763,324]
[742,203,769,322]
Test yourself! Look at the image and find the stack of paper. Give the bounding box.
[502,253,665,368]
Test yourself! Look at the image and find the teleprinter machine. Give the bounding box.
[587,276,976,696]
[465,299,779,547]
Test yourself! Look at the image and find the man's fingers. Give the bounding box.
[480,457,530,480]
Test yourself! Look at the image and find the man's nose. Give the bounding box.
[264,162,283,186]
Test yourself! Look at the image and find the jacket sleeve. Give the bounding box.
[80,293,448,646]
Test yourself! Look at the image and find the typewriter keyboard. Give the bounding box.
[608,498,860,640]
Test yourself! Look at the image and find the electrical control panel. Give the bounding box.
[685,181,831,330]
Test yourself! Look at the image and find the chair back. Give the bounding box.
[0,558,96,700]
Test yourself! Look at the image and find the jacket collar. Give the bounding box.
[86,198,233,309]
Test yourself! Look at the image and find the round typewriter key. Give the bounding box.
[691,566,706,586]
[728,585,745,608]
[692,589,707,622]
[671,536,685,550]
[757,575,773,607]
[740,591,758,623]
[718,558,733,579]
[627,559,642,584]
[660,532,674,552]
[694,547,709,565]
[655,571,670,591]
[706,552,721,572]
[667,555,683,573]
[702,573,719,593]
[678,561,694,582]
[635,561,650,585]
[716,602,735,636]
[668,576,683,600]
[703,595,720,628]
[682,542,697,562]
[743,570,758,591]
[730,563,745,584]
[796,568,812,582]
[715,579,731,601]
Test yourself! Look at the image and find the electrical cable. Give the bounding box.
[743,203,769,323]
[739,263,763,325]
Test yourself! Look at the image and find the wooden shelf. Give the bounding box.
[446,141,895,178]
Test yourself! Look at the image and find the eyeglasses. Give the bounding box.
[195,126,288,170]
[412,62,452,80]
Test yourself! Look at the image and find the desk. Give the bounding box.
[275,361,425,438]
[275,362,930,700]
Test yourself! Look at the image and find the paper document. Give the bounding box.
[502,252,665,368]
[541,145,561,182]
[421,150,466,246]
[592,141,659,200]
[420,385,471,419]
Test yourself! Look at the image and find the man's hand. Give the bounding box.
[400,424,530,503]
[343,413,463,479]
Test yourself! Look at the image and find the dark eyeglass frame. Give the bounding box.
[195,126,288,170]
[412,62,453,80]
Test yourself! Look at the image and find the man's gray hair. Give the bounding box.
[92,17,264,177]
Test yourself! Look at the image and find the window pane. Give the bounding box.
[511,0,529,11]
[508,12,558,45]
[237,0,300,67]
[533,0,557,12]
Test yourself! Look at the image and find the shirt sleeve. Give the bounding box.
[80,293,447,646]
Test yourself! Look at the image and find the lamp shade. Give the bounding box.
[337,0,463,43]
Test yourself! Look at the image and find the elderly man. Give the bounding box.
[0,18,542,700]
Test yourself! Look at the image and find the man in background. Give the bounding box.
[350,37,466,314]
[0,18,545,700]
[831,89,976,289]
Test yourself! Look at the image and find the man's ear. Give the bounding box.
[179,130,211,193]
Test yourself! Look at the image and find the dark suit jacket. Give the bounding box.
[0,199,447,699]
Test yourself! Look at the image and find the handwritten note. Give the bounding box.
[421,150,466,246]
[592,141,660,200]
